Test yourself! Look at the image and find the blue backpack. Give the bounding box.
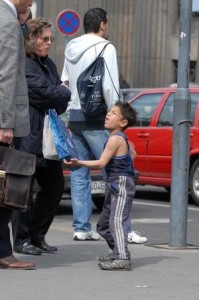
[76,43,110,116]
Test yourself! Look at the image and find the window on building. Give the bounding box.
[192,0,199,13]
[173,60,196,83]
[178,0,199,16]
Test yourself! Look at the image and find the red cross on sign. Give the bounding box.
[56,10,81,36]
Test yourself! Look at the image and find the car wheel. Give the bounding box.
[190,159,199,206]
[92,197,104,211]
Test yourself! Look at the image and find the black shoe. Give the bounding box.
[32,240,57,253]
[14,242,42,256]
[98,259,132,271]
[98,253,112,262]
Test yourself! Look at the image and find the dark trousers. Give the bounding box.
[0,208,12,258]
[12,159,64,247]
[0,142,12,258]
[97,175,135,260]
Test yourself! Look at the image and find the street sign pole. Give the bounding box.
[169,0,192,247]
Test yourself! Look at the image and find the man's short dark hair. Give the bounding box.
[83,8,107,33]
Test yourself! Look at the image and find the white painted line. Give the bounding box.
[134,200,170,208]
[133,200,199,211]
[133,218,193,224]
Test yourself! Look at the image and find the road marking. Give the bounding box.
[50,217,194,233]
[51,200,198,233]
[134,200,170,208]
[133,218,193,224]
[134,200,199,211]
[133,218,169,224]
[51,225,73,233]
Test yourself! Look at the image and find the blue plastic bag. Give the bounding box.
[49,109,79,160]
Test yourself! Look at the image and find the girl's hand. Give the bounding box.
[63,158,78,167]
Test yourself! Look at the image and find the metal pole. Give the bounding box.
[169,0,192,247]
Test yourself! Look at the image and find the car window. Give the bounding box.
[130,93,163,126]
[191,93,199,123]
[158,92,199,126]
[158,94,174,126]
[122,89,144,102]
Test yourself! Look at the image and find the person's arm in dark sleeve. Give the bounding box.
[26,59,71,113]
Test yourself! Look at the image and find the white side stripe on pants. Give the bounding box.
[114,176,127,259]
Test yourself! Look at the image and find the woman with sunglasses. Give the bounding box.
[12,18,71,256]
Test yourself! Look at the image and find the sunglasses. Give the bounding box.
[40,36,55,43]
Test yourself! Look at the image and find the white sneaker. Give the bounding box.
[128,231,148,244]
[73,230,100,241]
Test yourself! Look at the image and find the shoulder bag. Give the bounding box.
[0,146,36,211]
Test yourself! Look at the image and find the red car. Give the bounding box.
[125,87,199,205]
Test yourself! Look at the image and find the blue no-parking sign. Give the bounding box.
[56,10,81,36]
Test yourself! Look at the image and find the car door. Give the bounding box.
[147,91,199,182]
[189,92,199,152]
[126,92,164,177]
[146,92,174,182]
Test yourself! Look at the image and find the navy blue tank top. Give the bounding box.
[105,132,135,177]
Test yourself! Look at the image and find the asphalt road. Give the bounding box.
[0,186,199,300]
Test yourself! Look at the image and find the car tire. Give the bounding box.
[190,159,199,206]
[92,197,104,211]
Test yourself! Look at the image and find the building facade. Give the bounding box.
[34,0,199,88]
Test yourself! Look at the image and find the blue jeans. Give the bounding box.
[70,128,109,232]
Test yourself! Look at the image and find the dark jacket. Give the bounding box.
[19,55,71,156]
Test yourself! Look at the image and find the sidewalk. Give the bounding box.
[0,195,199,300]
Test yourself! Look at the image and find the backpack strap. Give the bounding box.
[98,43,111,57]
[97,43,121,100]
[104,60,121,99]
